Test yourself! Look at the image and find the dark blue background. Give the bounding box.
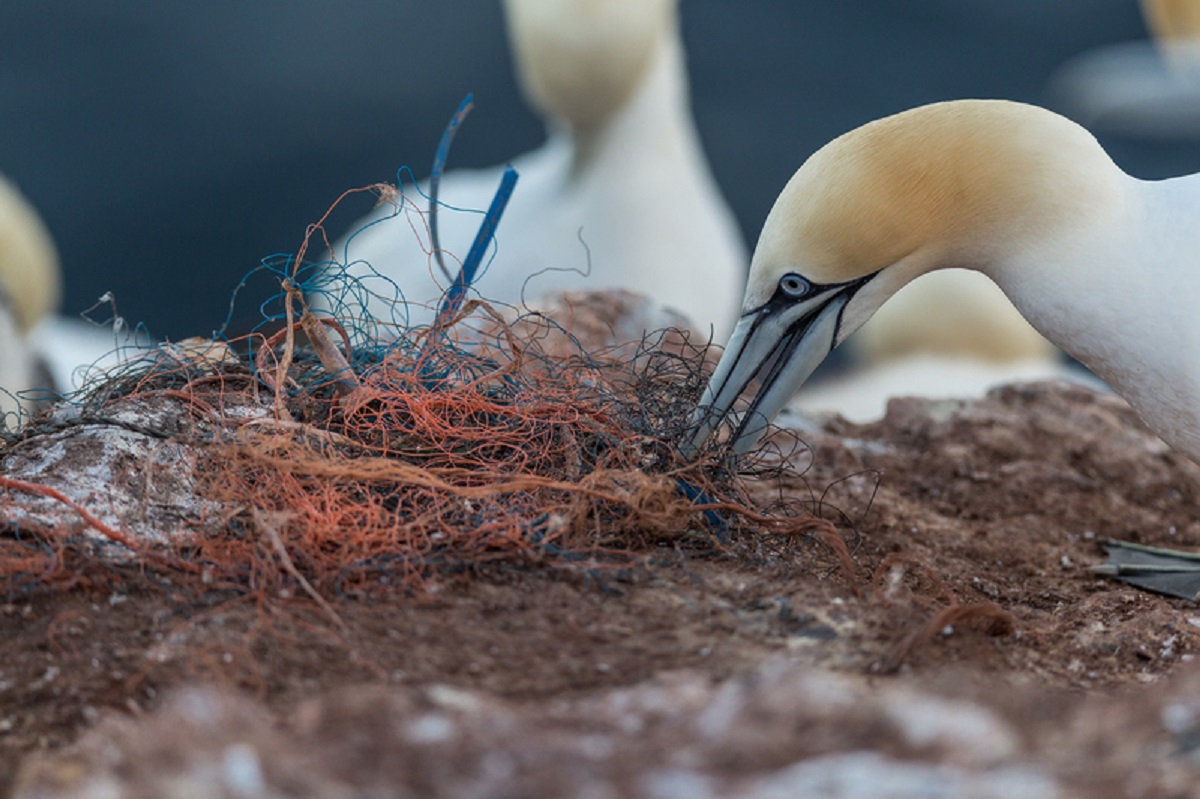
[2,1,1194,339]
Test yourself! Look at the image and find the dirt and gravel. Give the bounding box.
[6,378,1200,797]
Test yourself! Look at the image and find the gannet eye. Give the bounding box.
[779,273,812,299]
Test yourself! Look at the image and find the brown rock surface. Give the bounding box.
[6,380,1200,796]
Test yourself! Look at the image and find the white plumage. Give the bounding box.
[328,0,746,340]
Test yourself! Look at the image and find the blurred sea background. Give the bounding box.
[2,0,1196,341]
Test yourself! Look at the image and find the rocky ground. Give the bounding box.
[5,380,1200,797]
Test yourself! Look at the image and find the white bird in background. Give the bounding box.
[1050,0,1200,138]
[0,175,141,411]
[1143,0,1200,54]
[0,174,60,426]
[329,0,747,340]
[685,100,1200,467]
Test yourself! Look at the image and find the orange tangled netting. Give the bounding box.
[201,304,733,598]
[0,168,844,604]
[0,287,842,602]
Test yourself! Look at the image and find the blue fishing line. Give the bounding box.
[429,94,475,283]
[675,479,729,543]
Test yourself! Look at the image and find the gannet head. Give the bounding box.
[684,99,1123,456]
[503,0,677,133]
[1142,0,1200,47]
[1142,0,1200,72]
[0,174,61,332]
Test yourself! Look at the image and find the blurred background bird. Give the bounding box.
[0,175,130,420]
[1050,0,1200,138]
[326,0,746,340]
[0,174,59,427]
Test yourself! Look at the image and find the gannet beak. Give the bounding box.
[682,276,871,457]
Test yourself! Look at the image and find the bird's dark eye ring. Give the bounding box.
[779,273,811,299]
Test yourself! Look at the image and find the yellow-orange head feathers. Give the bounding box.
[746,100,1124,314]
[503,0,677,133]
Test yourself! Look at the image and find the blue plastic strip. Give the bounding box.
[434,164,519,324]
[675,479,729,543]
[428,94,474,283]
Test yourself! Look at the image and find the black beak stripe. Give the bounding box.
[731,311,825,444]
[714,275,873,447]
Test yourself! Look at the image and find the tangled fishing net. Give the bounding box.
[0,99,844,604]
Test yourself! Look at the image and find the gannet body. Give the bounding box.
[685,100,1200,463]
[331,0,746,339]
[0,176,59,333]
[31,316,135,393]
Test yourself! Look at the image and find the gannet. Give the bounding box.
[1050,0,1200,138]
[330,0,746,339]
[0,175,137,399]
[0,174,60,423]
[684,99,1200,462]
[0,176,59,333]
[1142,0,1200,61]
